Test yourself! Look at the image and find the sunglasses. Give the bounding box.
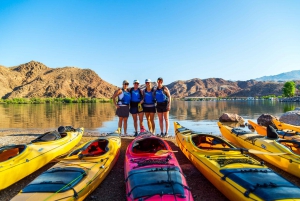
[134,83,139,85]
[123,83,129,85]
[145,82,150,84]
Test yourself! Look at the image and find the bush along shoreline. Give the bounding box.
[0,97,112,104]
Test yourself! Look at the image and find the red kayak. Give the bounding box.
[124,132,193,201]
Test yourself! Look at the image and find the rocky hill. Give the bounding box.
[166,78,300,98]
[0,61,117,99]
[1,61,298,99]
[255,70,300,81]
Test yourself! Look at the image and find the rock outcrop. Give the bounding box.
[219,113,244,123]
[279,108,300,126]
[0,61,117,98]
[257,114,277,127]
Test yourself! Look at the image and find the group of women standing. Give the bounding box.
[112,77,171,137]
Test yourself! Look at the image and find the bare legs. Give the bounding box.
[157,111,169,135]
[132,113,144,132]
[163,111,169,134]
[118,117,128,135]
[145,112,155,133]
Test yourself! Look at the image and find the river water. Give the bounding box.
[0,100,299,135]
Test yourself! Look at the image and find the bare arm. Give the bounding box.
[164,87,171,109]
[140,89,144,104]
[112,89,121,107]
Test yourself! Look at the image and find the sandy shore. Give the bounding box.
[0,129,300,201]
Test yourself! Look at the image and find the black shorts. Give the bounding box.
[143,106,156,113]
[116,105,129,117]
[130,107,143,114]
[156,102,169,113]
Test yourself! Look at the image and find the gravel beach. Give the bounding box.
[0,129,300,201]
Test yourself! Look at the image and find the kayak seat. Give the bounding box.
[81,140,109,156]
[31,131,61,143]
[192,135,232,149]
[0,148,19,162]
[0,145,26,162]
[278,140,300,155]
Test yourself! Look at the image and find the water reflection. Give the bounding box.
[0,100,299,135]
[169,100,300,134]
[0,103,116,129]
[170,100,298,121]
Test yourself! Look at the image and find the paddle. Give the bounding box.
[199,147,287,155]
[247,149,287,155]
[155,150,178,156]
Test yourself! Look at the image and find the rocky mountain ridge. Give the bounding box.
[0,61,298,99]
[0,61,117,99]
[166,78,300,98]
[255,70,300,81]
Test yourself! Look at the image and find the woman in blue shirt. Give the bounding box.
[130,79,144,136]
[143,79,156,134]
[112,80,131,135]
[155,77,171,137]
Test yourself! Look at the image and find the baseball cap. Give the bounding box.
[145,78,151,82]
[123,80,129,84]
[157,77,163,81]
[133,79,139,84]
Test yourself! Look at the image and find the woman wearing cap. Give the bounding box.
[130,80,144,137]
[143,79,156,134]
[154,77,171,137]
[112,80,131,135]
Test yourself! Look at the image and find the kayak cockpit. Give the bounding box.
[132,138,167,153]
[278,140,300,155]
[69,139,109,158]
[191,135,233,150]
[0,145,26,162]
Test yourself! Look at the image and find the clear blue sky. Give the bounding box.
[0,0,300,86]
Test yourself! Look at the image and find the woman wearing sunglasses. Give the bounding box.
[155,77,171,137]
[142,79,156,134]
[112,80,131,135]
[129,80,144,137]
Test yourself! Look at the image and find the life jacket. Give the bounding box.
[154,86,168,103]
[130,88,143,102]
[119,89,131,105]
[144,88,155,104]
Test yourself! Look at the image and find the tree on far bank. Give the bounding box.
[283,81,296,97]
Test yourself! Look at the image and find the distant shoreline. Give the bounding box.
[0,97,112,104]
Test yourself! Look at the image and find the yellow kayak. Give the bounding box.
[175,122,300,201]
[272,118,300,133]
[218,122,300,178]
[11,132,121,201]
[248,120,300,142]
[0,127,83,190]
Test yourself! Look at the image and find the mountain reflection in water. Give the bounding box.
[0,100,299,135]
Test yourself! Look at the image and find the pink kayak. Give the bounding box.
[124,132,193,201]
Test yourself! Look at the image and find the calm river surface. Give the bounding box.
[0,100,299,135]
